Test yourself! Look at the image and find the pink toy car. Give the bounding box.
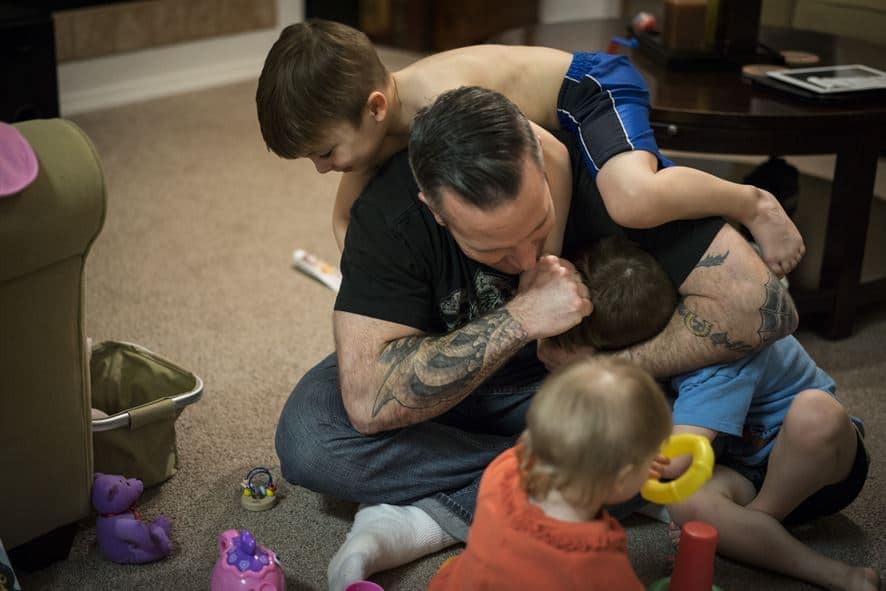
[211,529,285,591]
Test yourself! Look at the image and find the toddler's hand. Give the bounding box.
[648,454,671,480]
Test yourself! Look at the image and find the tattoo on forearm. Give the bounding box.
[676,268,796,352]
[677,301,712,337]
[695,251,730,268]
[757,272,798,344]
[372,308,527,417]
[710,331,754,353]
[677,301,753,353]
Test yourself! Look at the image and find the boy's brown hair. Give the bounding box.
[256,20,389,159]
[517,358,672,508]
[551,237,678,351]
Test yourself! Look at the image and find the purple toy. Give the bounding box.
[211,529,285,591]
[92,473,172,564]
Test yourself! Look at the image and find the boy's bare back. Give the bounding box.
[394,45,572,132]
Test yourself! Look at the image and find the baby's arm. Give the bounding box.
[333,169,375,252]
[596,151,805,277]
[660,424,719,481]
[532,122,571,257]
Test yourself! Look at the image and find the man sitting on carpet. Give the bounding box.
[274,86,799,590]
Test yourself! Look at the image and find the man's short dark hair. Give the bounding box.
[551,237,678,351]
[408,86,543,212]
[256,19,388,159]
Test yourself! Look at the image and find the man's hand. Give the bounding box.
[506,255,592,340]
[536,337,596,371]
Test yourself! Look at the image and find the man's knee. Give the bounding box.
[274,356,344,490]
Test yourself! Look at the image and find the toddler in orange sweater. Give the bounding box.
[429,358,672,591]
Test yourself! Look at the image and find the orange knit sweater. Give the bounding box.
[429,447,645,591]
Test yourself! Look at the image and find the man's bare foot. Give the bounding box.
[745,187,806,277]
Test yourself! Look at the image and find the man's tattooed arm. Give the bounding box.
[677,265,797,352]
[695,251,730,268]
[331,307,530,434]
[757,272,799,344]
[373,308,527,418]
[605,226,798,378]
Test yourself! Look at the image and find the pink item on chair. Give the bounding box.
[0,122,39,198]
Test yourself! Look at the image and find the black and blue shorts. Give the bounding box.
[556,52,672,179]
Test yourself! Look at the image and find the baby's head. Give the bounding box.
[552,237,678,351]
[518,358,672,510]
[256,19,391,172]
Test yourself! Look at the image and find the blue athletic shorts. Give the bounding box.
[556,52,672,179]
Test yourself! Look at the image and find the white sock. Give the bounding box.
[327,504,457,591]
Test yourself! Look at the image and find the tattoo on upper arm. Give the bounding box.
[372,308,527,417]
[757,272,798,344]
[695,251,729,268]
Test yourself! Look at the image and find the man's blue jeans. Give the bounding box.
[274,352,542,540]
[275,352,646,540]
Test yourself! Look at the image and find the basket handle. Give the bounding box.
[128,397,175,430]
[92,374,203,432]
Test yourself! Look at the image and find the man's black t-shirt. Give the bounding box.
[335,132,725,379]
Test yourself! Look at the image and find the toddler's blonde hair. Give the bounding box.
[517,358,672,508]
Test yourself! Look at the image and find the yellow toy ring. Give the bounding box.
[641,433,714,505]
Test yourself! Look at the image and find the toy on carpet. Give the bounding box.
[211,529,285,591]
[92,473,172,564]
[641,433,714,505]
[292,248,341,292]
[344,582,384,591]
[648,521,721,591]
[240,467,278,511]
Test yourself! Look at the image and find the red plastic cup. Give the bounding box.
[669,521,718,591]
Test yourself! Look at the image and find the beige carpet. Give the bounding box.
[19,47,886,590]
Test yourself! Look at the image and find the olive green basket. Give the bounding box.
[90,341,203,487]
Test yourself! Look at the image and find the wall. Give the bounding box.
[58,0,302,115]
[59,0,622,115]
[539,0,621,23]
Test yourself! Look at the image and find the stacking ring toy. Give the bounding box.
[240,467,278,512]
[641,434,714,505]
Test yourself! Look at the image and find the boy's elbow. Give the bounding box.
[600,183,661,229]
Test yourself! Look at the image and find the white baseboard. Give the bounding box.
[60,55,264,116]
[59,0,301,116]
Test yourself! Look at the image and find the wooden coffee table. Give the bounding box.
[492,19,886,339]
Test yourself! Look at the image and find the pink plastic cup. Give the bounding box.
[344,582,384,591]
